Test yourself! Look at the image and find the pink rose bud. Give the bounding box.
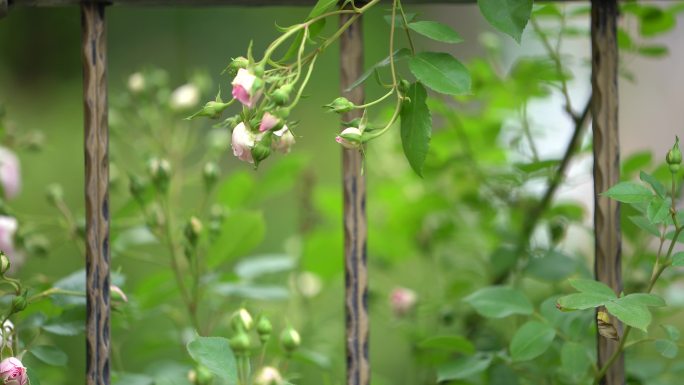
[231,68,262,108]
[0,357,28,385]
[0,147,20,200]
[335,127,362,149]
[231,122,256,164]
[271,126,296,154]
[390,287,417,316]
[259,112,281,132]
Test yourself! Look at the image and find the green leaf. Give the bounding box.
[436,353,492,382]
[560,342,591,377]
[605,298,652,332]
[27,370,40,385]
[655,339,678,358]
[408,52,471,96]
[509,321,556,361]
[418,335,475,354]
[478,0,533,42]
[281,0,335,61]
[42,308,86,336]
[662,324,680,341]
[186,336,237,382]
[622,151,652,177]
[346,49,411,91]
[234,254,295,280]
[400,82,432,177]
[568,278,617,298]
[569,279,617,298]
[216,171,255,207]
[30,345,68,366]
[640,171,666,197]
[213,283,289,301]
[603,181,653,203]
[207,210,265,267]
[637,44,668,57]
[672,251,684,266]
[463,286,533,318]
[408,21,463,44]
[621,293,666,307]
[647,196,670,224]
[525,250,576,281]
[557,293,612,310]
[629,215,661,237]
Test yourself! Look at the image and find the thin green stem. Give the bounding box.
[363,96,402,140]
[388,0,399,88]
[355,89,394,109]
[288,54,318,108]
[397,0,416,54]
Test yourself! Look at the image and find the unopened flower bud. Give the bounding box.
[271,84,293,106]
[549,218,566,244]
[0,357,28,385]
[0,253,9,275]
[170,84,200,111]
[128,72,145,93]
[399,79,411,95]
[251,135,272,167]
[189,101,232,120]
[255,366,283,385]
[147,158,171,193]
[229,331,251,354]
[189,365,213,385]
[335,127,363,149]
[129,175,147,202]
[390,287,417,316]
[231,308,253,332]
[203,163,219,190]
[11,294,26,313]
[324,97,355,114]
[229,57,249,73]
[110,285,128,303]
[184,216,203,246]
[46,184,63,206]
[256,315,272,343]
[231,69,263,108]
[667,136,682,173]
[279,326,301,353]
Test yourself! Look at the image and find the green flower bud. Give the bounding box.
[195,365,214,385]
[324,97,355,114]
[271,84,293,106]
[667,136,682,173]
[398,79,410,95]
[229,331,251,354]
[549,218,566,244]
[279,326,301,353]
[252,77,265,93]
[253,64,265,78]
[251,134,272,168]
[46,184,63,206]
[128,175,147,203]
[11,294,27,313]
[256,315,272,344]
[184,216,203,247]
[147,158,172,193]
[228,57,249,75]
[231,308,254,332]
[0,252,10,275]
[202,162,219,190]
[189,101,232,120]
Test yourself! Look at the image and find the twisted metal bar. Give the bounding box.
[340,10,369,385]
[0,0,6,18]
[82,3,110,385]
[591,1,623,384]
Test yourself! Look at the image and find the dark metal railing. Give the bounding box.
[1,1,623,385]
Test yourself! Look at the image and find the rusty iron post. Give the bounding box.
[340,10,369,385]
[82,3,110,385]
[591,1,623,384]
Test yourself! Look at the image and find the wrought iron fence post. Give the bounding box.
[340,9,369,385]
[82,3,110,385]
[591,1,623,384]
[0,0,7,19]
